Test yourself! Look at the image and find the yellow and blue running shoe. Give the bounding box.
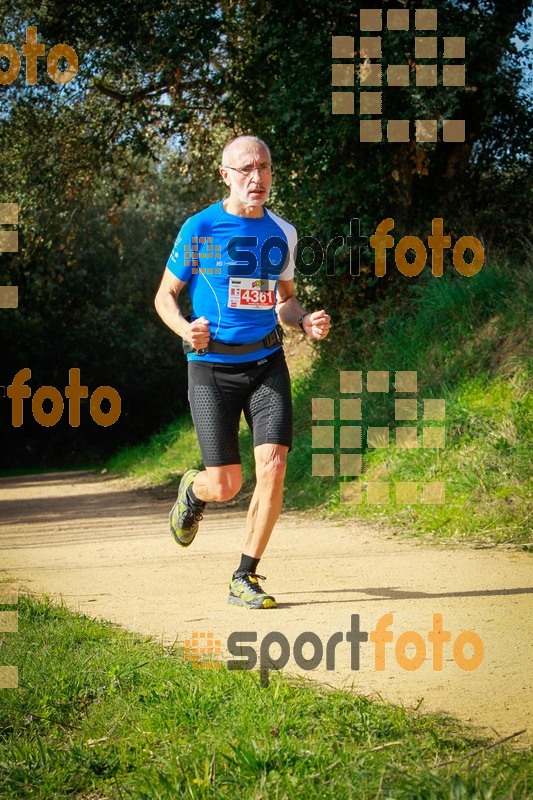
[228,571,277,609]
[169,469,205,547]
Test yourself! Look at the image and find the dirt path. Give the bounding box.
[1,471,531,744]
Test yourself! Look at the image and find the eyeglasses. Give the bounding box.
[222,163,273,177]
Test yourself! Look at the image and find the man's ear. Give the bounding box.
[219,167,230,186]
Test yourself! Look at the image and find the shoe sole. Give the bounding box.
[169,470,200,547]
[227,594,277,609]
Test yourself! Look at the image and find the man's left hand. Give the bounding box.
[303,309,331,340]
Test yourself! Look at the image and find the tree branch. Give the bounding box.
[91,74,179,105]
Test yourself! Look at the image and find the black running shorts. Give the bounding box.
[187,348,293,466]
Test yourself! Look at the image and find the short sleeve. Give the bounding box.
[264,209,297,280]
[165,217,196,282]
[278,222,297,280]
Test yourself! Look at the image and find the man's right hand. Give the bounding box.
[187,316,210,350]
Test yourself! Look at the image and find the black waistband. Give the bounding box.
[183,324,284,356]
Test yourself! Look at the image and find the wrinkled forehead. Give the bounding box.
[226,142,270,166]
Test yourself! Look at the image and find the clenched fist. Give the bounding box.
[187,316,210,350]
[302,310,331,340]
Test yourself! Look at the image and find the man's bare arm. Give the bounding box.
[276,279,331,340]
[154,268,210,350]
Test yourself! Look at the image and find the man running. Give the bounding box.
[154,135,331,608]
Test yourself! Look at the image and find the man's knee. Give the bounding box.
[255,445,288,485]
[207,469,242,502]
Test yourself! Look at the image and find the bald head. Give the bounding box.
[222,136,271,166]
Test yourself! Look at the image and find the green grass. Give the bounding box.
[0,595,531,799]
[293,255,533,545]
[106,254,532,545]
[106,414,203,486]
[335,371,531,544]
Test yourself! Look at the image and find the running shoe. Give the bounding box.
[228,571,277,609]
[169,469,205,547]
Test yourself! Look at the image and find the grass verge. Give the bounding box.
[0,595,531,799]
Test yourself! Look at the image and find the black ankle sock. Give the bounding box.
[187,484,204,506]
[238,554,260,574]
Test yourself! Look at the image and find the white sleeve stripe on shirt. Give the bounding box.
[265,209,297,280]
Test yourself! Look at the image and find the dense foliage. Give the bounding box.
[0,1,530,467]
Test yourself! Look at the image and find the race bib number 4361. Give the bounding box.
[228,278,276,310]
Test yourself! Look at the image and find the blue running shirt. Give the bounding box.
[166,200,297,363]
